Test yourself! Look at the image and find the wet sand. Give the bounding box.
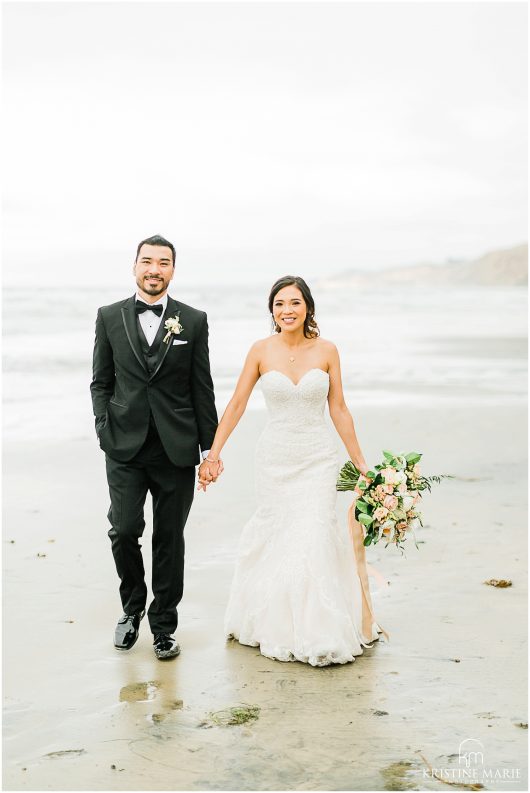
[3,404,527,791]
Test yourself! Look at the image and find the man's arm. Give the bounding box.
[190,312,218,454]
[90,308,115,434]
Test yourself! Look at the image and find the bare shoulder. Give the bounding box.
[315,336,338,351]
[246,337,273,361]
[314,337,339,358]
[250,337,274,352]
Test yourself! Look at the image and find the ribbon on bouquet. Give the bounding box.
[347,500,390,644]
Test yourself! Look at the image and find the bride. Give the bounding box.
[198,276,386,666]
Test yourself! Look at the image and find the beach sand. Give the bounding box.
[3,403,527,791]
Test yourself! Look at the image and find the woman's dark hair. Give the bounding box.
[268,276,320,339]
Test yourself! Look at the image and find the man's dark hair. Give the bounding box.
[135,234,176,266]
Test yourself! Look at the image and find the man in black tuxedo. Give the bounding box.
[90,234,221,659]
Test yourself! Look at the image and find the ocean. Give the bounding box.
[3,283,527,442]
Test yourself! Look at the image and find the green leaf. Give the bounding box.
[382,450,394,461]
[337,459,369,491]
[363,535,372,546]
[366,470,375,479]
[358,513,374,526]
[356,500,370,514]
[405,452,422,464]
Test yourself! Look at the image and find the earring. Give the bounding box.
[271,315,280,333]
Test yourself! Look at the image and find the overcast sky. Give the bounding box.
[2,1,527,287]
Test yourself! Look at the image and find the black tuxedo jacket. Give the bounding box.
[90,294,218,466]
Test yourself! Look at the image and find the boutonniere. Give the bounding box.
[163,314,184,344]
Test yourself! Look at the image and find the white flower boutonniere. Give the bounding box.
[163,314,184,344]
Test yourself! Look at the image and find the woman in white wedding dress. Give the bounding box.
[198,276,386,667]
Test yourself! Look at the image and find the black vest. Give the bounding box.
[136,317,167,376]
[136,318,167,434]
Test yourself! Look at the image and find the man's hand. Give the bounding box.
[95,415,106,439]
[197,458,224,492]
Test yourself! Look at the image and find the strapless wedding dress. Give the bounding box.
[224,368,384,667]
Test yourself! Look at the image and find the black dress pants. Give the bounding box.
[105,422,195,635]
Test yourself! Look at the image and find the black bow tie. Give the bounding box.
[136,302,163,317]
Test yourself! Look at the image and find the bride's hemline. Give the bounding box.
[226,632,369,668]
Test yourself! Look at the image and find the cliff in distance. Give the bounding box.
[318,243,527,289]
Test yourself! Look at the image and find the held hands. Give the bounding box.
[197,457,224,492]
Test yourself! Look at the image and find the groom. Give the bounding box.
[90,234,221,659]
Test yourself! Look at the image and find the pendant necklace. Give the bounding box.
[280,333,307,363]
[285,344,301,363]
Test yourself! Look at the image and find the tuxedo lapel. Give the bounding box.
[121,296,148,373]
[149,297,179,380]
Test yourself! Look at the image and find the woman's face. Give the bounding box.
[272,285,307,334]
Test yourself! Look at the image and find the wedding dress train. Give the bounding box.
[224,368,385,667]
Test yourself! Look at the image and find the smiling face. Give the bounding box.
[272,285,307,334]
[134,243,175,301]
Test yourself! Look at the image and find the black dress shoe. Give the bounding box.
[153,633,181,660]
[114,610,145,650]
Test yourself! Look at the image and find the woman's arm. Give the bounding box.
[327,342,370,475]
[197,341,262,490]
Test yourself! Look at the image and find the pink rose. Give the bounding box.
[398,482,407,494]
[374,506,389,521]
[381,467,399,485]
[385,484,394,494]
[383,495,398,510]
[374,485,387,502]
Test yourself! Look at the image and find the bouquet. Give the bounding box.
[337,450,452,552]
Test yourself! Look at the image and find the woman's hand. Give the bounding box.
[353,462,372,497]
[355,461,371,478]
[197,458,224,492]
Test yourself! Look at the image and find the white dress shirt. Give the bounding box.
[135,293,210,461]
[135,293,167,346]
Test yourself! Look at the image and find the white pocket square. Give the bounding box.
[172,339,188,346]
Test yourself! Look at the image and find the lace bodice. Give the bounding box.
[260,369,330,427]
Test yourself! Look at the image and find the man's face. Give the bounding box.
[134,244,174,298]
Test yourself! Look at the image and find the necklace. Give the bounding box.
[279,339,305,363]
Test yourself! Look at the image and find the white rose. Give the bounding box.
[402,495,414,511]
